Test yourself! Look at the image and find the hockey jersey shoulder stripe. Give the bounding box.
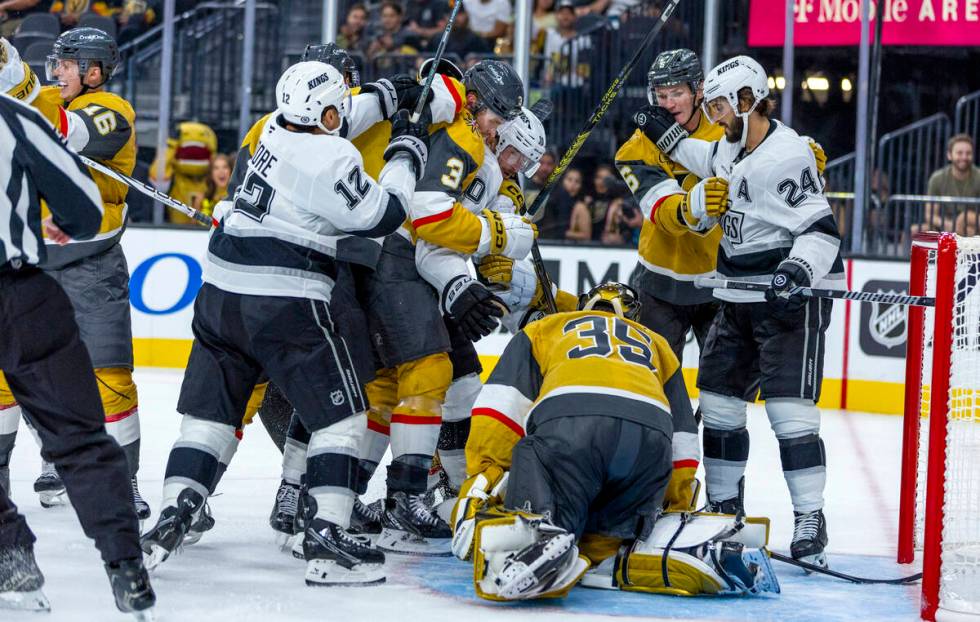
[472,407,526,438]
[412,205,455,228]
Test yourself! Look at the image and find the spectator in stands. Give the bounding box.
[50,0,111,29]
[117,1,156,45]
[367,1,414,61]
[0,0,51,37]
[525,147,557,207]
[543,0,591,88]
[149,120,218,226]
[533,0,556,34]
[336,3,369,54]
[537,167,583,240]
[462,0,510,46]
[198,152,234,218]
[436,5,491,58]
[913,134,980,236]
[404,0,448,50]
[601,196,643,245]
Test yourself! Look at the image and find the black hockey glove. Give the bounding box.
[385,109,430,181]
[360,78,398,120]
[633,105,689,154]
[765,260,811,315]
[442,276,506,342]
[390,73,435,114]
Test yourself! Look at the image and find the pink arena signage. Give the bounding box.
[748,0,980,46]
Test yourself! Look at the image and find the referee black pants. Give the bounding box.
[0,267,140,563]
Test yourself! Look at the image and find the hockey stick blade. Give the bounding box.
[768,551,922,585]
[694,276,936,308]
[410,0,463,123]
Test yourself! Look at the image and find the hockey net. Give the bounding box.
[899,232,980,621]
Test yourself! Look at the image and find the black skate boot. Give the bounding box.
[140,488,204,570]
[34,461,66,508]
[304,518,386,586]
[131,478,151,522]
[270,480,301,548]
[348,498,383,536]
[182,501,215,546]
[0,465,9,497]
[791,509,829,569]
[705,497,742,515]
[421,465,458,515]
[0,545,50,612]
[105,558,156,621]
[377,491,452,556]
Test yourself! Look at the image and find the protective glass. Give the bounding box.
[498,144,537,176]
[652,85,693,109]
[45,56,77,83]
[702,95,735,125]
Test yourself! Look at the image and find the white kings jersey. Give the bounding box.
[671,120,844,303]
[205,114,413,302]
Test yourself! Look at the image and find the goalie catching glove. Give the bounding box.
[442,275,506,341]
[384,109,430,180]
[477,209,537,259]
[633,104,689,154]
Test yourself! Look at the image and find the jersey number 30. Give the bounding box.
[563,316,656,370]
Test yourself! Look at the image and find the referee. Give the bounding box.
[0,93,154,616]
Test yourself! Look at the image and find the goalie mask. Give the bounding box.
[578,282,641,322]
[275,61,351,136]
[701,55,769,149]
[495,106,547,177]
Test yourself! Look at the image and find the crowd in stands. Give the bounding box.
[0,0,187,44]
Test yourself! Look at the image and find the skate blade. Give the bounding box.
[38,490,67,508]
[143,544,172,572]
[376,529,452,556]
[182,529,204,547]
[0,588,51,611]
[305,559,386,587]
[291,533,305,560]
[130,606,156,621]
[797,551,828,573]
[275,531,296,552]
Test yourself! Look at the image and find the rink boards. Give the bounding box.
[121,226,913,415]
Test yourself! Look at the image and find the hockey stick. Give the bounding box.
[79,155,217,228]
[694,276,936,308]
[410,0,463,124]
[525,0,683,313]
[768,551,922,585]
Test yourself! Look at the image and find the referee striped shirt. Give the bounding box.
[0,93,102,269]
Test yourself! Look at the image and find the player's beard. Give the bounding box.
[724,116,744,143]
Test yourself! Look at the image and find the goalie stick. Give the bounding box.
[410,0,463,123]
[524,0,683,313]
[79,155,217,228]
[768,551,922,585]
[694,276,936,308]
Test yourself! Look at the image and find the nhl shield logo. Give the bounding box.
[859,279,908,358]
[330,390,345,406]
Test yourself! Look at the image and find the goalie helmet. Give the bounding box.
[275,61,350,136]
[46,27,120,85]
[302,43,360,87]
[495,106,547,177]
[577,282,641,322]
[701,55,769,148]
[464,59,524,120]
[647,48,703,105]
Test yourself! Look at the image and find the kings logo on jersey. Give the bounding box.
[722,210,744,245]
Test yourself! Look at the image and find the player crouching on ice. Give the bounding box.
[449,282,779,601]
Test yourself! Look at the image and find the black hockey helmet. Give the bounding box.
[418,57,464,82]
[46,27,120,85]
[302,43,361,87]
[577,282,641,321]
[647,48,704,103]
[463,59,524,119]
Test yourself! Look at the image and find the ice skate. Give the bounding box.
[0,545,50,612]
[376,491,452,556]
[704,496,741,515]
[422,466,458,520]
[182,501,215,546]
[348,498,382,536]
[0,465,9,497]
[132,478,151,522]
[791,509,828,570]
[269,480,301,548]
[105,557,156,621]
[140,488,203,570]
[304,518,386,586]
[34,461,66,508]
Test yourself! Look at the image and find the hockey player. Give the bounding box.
[449,283,707,600]
[640,55,842,567]
[140,61,428,587]
[0,29,148,518]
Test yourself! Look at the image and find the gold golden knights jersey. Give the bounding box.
[466,310,700,484]
[615,112,723,305]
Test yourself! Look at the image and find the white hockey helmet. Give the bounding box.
[495,106,547,177]
[275,61,350,135]
[701,55,769,147]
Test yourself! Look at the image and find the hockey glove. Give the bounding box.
[633,104,689,155]
[679,177,729,232]
[360,78,398,120]
[390,73,435,114]
[765,260,811,315]
[385,109,430,181]
[442,275,506,341]
[478,256,539,311]
[476,255,515,287]
[477,209,538,259]
[805,136,827,177]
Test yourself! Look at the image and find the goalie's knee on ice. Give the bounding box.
[765,398,820,439]
[699,391,747,430]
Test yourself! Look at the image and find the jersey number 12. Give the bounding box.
[234,172,276,222]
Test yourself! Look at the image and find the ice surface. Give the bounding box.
[4,369,920,621]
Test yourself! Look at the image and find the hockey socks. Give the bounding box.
[702,426,750,507]
[778,434,827,513]
[305,415,364,529]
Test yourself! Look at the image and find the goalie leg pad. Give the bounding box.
[450,467,508,560]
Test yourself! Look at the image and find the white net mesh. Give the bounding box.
[915,246,937,550]
[939,236,980,616]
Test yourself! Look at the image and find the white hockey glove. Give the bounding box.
[442,275,506,341]
[477,209,538,259]
[476,255,537,310]
[680,177,729,232]
[384,109,429,181]
[359,78,398,120]
[0,38,38,103]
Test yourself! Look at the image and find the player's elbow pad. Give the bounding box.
[345,192,406,238]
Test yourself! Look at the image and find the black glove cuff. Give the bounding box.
[383,135,428,181]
